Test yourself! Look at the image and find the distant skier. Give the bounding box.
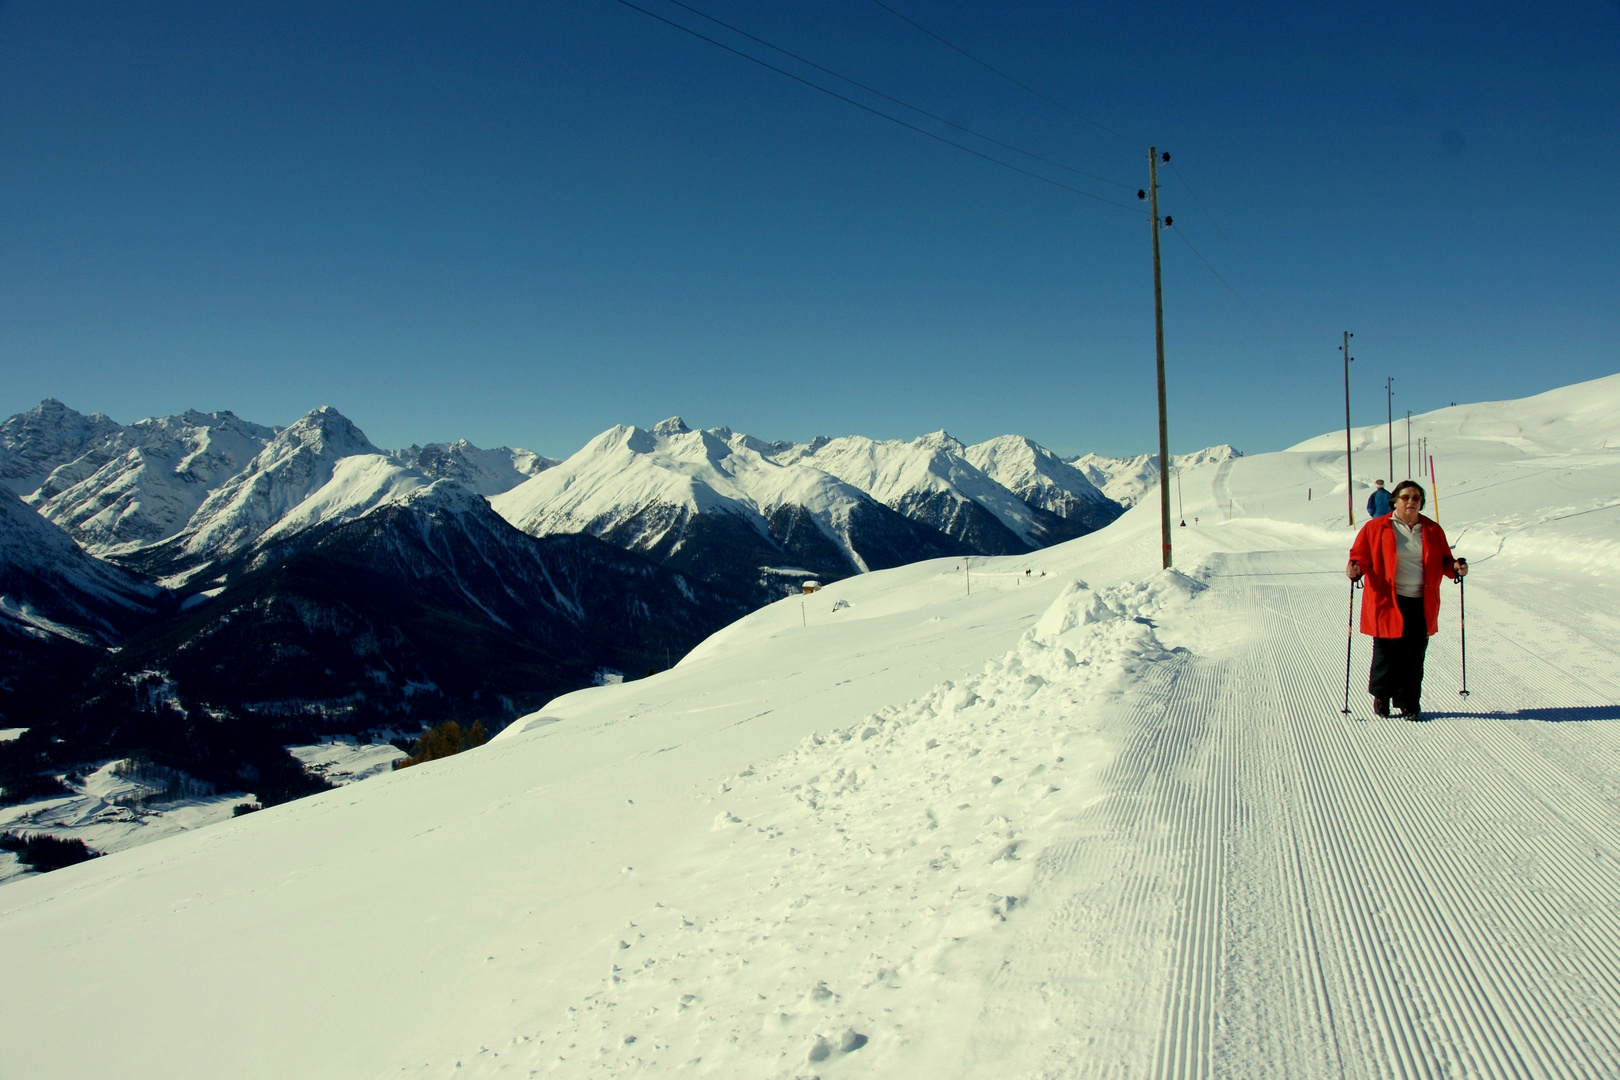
[1345,480,1466,720]
[1366,479,1392,518]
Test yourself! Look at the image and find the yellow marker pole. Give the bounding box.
[1429,455,1440,524]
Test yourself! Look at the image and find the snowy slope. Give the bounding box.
[32,410,276,554]
[1070,443,1241,507]
[3,374,1620,1079]
[248,453,432,553]
[0,487,163,644]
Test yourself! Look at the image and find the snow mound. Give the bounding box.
[519,573,1196,1077]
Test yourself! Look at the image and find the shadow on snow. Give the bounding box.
[1421,705,1620,723]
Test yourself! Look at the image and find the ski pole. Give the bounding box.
[1456,557,1470,698]
[1342,574,1361,715]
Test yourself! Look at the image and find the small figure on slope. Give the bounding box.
[1345,480,1467,721]
[1366,479,1392,518]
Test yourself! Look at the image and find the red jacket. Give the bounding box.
[1348,513,1458,637]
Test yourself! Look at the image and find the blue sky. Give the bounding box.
[1,1,1616,459]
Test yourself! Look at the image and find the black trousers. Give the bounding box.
[1368,593,1429,712]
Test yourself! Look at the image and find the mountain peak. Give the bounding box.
[281,407,378,457]
[653,417,692,438]
[915,430,966,454]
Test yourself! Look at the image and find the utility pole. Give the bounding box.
[1341,332,1354,527]
[1386,376,1395,482]
[1148,149,1172,568]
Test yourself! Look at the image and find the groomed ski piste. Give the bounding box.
[2,374,1619,1079]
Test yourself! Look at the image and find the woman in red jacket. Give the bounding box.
[1345,480,1467,720]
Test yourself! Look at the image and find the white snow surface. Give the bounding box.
[4,374,1620,1078]
[1070,444,1241,508]
[250,453,432,549]
[286,738,408,786]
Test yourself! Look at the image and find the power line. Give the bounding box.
[1166,160,1287,311]
[859,2,1305,339]
[610,0,1145,213]
[1168,225,1267,322]
[1168,211,1320,361]
[866,0,1142,147]
[661,0,1134,191]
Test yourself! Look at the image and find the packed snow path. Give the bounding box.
[969,547,1620,1079]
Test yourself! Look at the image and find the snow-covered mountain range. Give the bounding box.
[490,418,967,601]
[0,403,742,815]
[2,401,277,555]
[1069,444,1242,507]
[775,429,1091,553]
[492,418,1131,602]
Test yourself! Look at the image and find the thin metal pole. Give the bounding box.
[1457,560,1470,697]
[1342,578,1359,715]
[1406,410,1412,479]
[1149,148,1172,568]
[1343,332,1355,527]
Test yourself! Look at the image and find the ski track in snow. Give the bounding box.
[449,545,1620,1080]
[981,548,1620,1080]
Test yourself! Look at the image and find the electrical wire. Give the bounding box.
[610,0,1144,213]
[1167,160,1286,310]
[1168,225,1267,321]
[619,0,1315,350]
[661,0,1134,191]
[866,0,1142,148]
[864,1,1317,340]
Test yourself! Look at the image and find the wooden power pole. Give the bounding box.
[1342,331,1354,527]
[1148,148,1172,568]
